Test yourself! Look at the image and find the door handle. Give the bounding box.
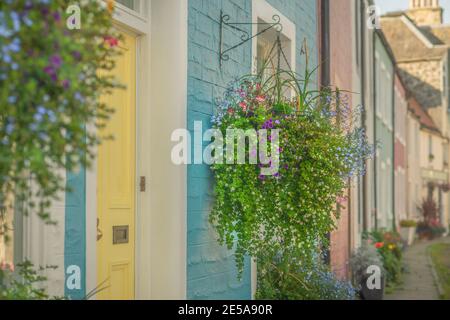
[97,218,103,241]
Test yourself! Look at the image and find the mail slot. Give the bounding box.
[113,225,129,244]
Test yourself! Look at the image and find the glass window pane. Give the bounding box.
[116,0,141,12]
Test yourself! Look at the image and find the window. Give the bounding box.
[444,143,449,165]
[252,0,296,98]
[375,55,381,116]
[115,0,147,16]
[256,25,292,82]
[117,0,140,11]
[429,135,433,160]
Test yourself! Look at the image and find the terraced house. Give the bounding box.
[2,0,337,300]
[5,0,447,302]
[381,0,450,231]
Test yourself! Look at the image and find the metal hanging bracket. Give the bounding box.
[219,10,283,67]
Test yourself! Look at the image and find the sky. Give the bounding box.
[375,0,450,24]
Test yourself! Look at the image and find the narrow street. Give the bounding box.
[385,238,450,300]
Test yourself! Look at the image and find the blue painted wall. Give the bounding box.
[64,169,86,300]
[187,0,318,299]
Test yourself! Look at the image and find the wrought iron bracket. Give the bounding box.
[219,10,283,67]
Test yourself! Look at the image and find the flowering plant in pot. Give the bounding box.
[350,242,385,300]
[417,199,445,240]
[399,219,417,245]
[365,230,403,290]
[209,61,374,298]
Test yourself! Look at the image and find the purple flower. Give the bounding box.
[258,174,265,181]
[53,11,61,22]
[43,65,58,81]
[50,54,62,68]
[72,51,82,61]
[41,7,49,16]
[62,79,70,89]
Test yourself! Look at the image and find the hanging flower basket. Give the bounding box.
[209,65,374,274]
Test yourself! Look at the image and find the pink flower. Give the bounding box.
[239,102,247,111]
[104,36,119,47]
[227,108,234,115]
[1,262,15,272]
[337,196,347,205]
[255,95,266,103]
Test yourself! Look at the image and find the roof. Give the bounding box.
[420,25,450,46]
[408,95,441,134]
[380,14,447,62]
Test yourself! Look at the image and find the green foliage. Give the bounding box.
[0,260,56,300]
[256,250,356,300]
[0,1,121,224]
[365,230,403,288]
[349,241,384,289]
[429,243,450,300]
[210,68,373,275]
[399,220,417,228]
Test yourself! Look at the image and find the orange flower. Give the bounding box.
[107,0,115,13]
[375,242,384,249]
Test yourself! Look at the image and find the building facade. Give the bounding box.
[381,0,450,232]
[5,0,321,300]
[394,74,408,226]
[374,32,396,230]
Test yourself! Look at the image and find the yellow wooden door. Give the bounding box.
[97,31,136,300]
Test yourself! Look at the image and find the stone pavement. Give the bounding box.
[384,238,450,300]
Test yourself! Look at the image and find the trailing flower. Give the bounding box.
[0,1,121,224]
[209,67,374,275]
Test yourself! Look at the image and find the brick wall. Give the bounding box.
[328,0,353,280]
[187,0,318,299]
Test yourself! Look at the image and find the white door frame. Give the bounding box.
[86,0,187,300]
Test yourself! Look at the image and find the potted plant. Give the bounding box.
[417,199,445,240]
[350,243,385,300]
[399,220,417,245]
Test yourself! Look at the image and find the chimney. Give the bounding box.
[407,0,443,25]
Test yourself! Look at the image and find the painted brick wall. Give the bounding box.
[329,0,353,280]
[267,0,318,76]
[187,0,318,299]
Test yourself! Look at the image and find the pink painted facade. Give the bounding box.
[328,0,353,280]
[394,74,408,224]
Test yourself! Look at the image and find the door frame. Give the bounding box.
[86,0,188,299]
[86,3,148,299]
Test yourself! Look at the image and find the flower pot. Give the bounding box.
[400,227,415,245]
[359,274,385,300]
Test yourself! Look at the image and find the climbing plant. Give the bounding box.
[0,0,121,229]
[210,66,374,279]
